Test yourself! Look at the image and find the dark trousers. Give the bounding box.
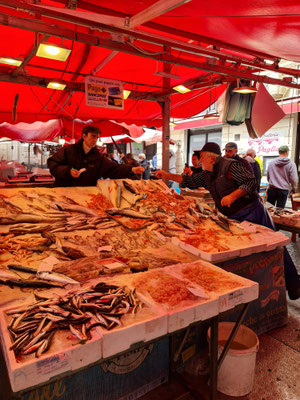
[267,186,289,208]
[232,199,299,292]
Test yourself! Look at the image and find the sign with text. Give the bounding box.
[85,76,124,109]
[247,131,285,156]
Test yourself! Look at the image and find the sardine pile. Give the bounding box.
[7,282,144,359]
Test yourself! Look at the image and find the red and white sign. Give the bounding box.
[247,131,285,156]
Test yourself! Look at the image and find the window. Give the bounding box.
[187,128,222,165]
[234,134,240,141]
[263,156,277,176]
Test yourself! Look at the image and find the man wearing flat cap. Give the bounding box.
[267,145,298,208]
[155,142,300,300]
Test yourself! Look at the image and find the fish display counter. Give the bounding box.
[0,180,289,398]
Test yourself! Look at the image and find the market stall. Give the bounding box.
[0,179,290,399]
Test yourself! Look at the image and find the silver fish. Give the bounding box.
[52,202,98,216]
[36,271,79,286]
[106,208,152,219]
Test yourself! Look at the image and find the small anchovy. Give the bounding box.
[36,330,56,358]
[104,315,122,327]
[69,324,86,340]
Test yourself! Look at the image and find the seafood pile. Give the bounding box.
[174,261,242,292]
[6,282,144,359]
[132,269,203,308]
[268,206,300,227]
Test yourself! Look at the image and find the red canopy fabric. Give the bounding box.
[0,0,299,134]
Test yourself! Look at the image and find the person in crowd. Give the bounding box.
[267,145,298,208]
[245,149,261,192]
[224,142,253,173]
[120,152,139,167]
[151,154,157,170]
[247,148,263,175]
[48,126,144,187]
[183,151,203,176]
[105,152,118,163]
[169,149,176,174]
[155,142,300,300]
[138,153,150,180]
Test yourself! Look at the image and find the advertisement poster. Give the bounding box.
[85,76,124,110]
[247,130,285,156]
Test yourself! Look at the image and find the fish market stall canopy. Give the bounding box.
[0,0,300,129]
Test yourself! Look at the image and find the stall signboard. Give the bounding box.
[85,76,124,110]
[217,248,288,335]
[247,130,285,156]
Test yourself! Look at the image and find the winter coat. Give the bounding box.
[48,138,135,187]
[139,159,150,180]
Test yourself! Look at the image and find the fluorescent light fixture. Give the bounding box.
[36,43,71,61]
[0,57,23,66]
[58,138,65,145]
[123,90,131,99]
[47,81,66,90]
[173,85,191,94]
[232,86,257,94]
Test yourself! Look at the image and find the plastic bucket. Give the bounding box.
[207,322,259,397]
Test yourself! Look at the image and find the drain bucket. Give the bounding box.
[208,322,259,396]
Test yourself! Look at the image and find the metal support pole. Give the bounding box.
[294,112,300,189]
[217,303,249,371]
[161,46,171,185]
[209,316,218,400]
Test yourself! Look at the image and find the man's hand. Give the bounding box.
[183,166,192,175]
[155,170,167,179]
[132,166,144,175]
[70,168,80,178]
[221,193,236,207]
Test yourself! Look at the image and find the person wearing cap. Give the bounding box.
[48,125,144,187]
[267,145,298,208]
[155,141,300,300]
[138,153,150,180]
[224,142,253,173]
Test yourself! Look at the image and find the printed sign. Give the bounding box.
[247,131,285,156]
[85,76,124,109]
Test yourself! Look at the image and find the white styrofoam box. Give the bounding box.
[165,260,259,314]
[166,295,219,333]
[95,293,167,359]
[239,242,266,258]
[84,276,168,359]
[172,237,241,262]
[0,303,102,392]
[265,232,290,251]
[124,267,219,334]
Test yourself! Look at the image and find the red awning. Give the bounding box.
[0,0,299,133]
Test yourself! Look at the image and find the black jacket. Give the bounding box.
[204,157,258,217]
[48,139,135,187]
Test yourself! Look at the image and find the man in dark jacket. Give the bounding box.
[155,142,300,300]
[48,126,144,187]
[224,142,254,174]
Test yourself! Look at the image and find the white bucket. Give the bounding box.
[207,322,259,397]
